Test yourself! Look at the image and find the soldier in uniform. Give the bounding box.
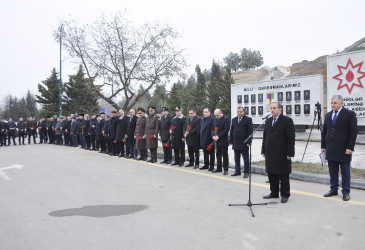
[17,117,27,145]
[160,107,172,164]
[135,108,147,161]
[184,108,201,169]
[145,106,160,163]
[171,107,186,167]
[0,118,8,146]
[7,117,17,146]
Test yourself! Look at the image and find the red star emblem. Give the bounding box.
[333,58,365,94]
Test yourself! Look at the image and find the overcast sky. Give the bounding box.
[1,0,364,102]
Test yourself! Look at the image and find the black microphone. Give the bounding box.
[262,114,272,120]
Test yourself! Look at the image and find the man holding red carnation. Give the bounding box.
[184,108,201,169]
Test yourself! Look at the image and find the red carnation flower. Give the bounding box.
[214,127,218,131]
[150,135,155,139]
[187,125,191,130]
[207,143,213,151]
[138,136,141,140]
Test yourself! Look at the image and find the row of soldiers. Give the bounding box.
[1,106,253,178]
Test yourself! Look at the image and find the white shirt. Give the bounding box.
[332,106,343,120]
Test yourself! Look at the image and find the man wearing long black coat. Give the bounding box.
[160,107,172,164]
[230,107,253,178]
[171,107,186,167]
[108,111,119,156]
[212,109,231,175]
[115,109,128,157]
[126,109,138,159]
[27,117,37,144]
[0,118,7,146]
[199,108,215,171]
[261,102,295,203]
[321,95,357,201]
[17,117,26,145]
[184,108,201,168]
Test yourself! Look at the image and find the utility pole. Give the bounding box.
[59,24,63,117]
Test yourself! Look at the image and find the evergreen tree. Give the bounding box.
[25,90,39,117]
[36,68,61,117]
[218,67,234,118]
[2,95,31,120]
[190,65,207,116]
[63,65,99,115]
[148,85,168,109]
[206,61,222,113]
[167,81,184,116]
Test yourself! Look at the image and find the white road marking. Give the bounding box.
[0,164,24,180]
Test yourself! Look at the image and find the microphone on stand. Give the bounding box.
[262,114,272,120]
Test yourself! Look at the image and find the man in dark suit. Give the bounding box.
[230,107,253,178]
[184,108,201,169]
[7,117,17,146]
[321,95,357,201]
[126,109,138,159]
[108,111,119,155]
[199,108,215,171]
[261,102,295,203]
[145,106,160,163]
[160,107,172,164]
[212,109,231,175]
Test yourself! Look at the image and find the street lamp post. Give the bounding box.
[59,24,63,117]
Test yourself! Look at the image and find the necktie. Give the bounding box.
[332,111,338,125]
[238,118,241,123]
[272,118,277,126]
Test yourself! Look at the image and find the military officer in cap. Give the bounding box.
[145,106,160,163]
[160,106,172,164]
[171,107,186,167]
[135,108,147,160]
[17,117,27,145]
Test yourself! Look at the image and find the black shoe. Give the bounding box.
[143,158,147,161]
[160,160,167,164]
[263,194,279,199]
[146,159,153,162]
[231,172,241,176]
[193,165,199,169]
[323,191,338,197]
[179,163,184,167]
[199,166,209,170]
[243,173,249,178]
[281,197,289,203]
[136,157,143,160]
[343,194,350,201]
[212,169,222,173]
[208,168,214,172]
[171,162,179,165]
[128,156,134,159]
[223,170,228,175]
[166,160,171,164]
[185,164,193,167]
[118,154,125,157]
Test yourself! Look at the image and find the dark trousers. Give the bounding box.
[85,135,91,149]
[64,133,71,146]
[106,138,111,153]
[48,130,54,143]
[0,134,6,146]
[234,149,249,173]
[268,174,290,198]
[187,145,199,165]
[203,148,215,169]
[28,133,36,144]
[90,135,96,149]
[139,149,147,159]
[56,134,63,145]
[110,139,117,154]
[216,146,229,171]
[149,148,157,160]
[18,133,25,144]
[118,141,125,156]
[128,138,138,158]
[71,134,78,147]
[174,149,185,164]
[163,144,172,161]
[328,161,351,194]
[80,135,86,148]
[8,133,16,145]
[39,130,46,143]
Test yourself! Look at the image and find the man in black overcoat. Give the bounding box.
[115,109,128,157]
[230,107,253,178]
[199,108,215,171]
[184,108,201,168]
[321,95,357,201]
[171,107,186,167]
[108,111,119,156]
[212,109,231,175]
[160,107,172,164]
[126,109,138,159]
[261,102,295,203]
[17,117,27,145]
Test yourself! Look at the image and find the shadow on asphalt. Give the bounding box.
[49,205,148,218]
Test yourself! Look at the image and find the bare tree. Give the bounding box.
[56,12,186,111]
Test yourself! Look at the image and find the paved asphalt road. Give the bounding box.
[1,144,365,250]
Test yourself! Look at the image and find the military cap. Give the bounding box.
[148,106,156,111]
[111,110,117,114]
[175,106,183,111]
[100,112,105,115]
[137,108,146,114]
[96,114,100,117]
[161,106,170,111]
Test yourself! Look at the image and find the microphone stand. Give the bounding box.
[228,116,272,217]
